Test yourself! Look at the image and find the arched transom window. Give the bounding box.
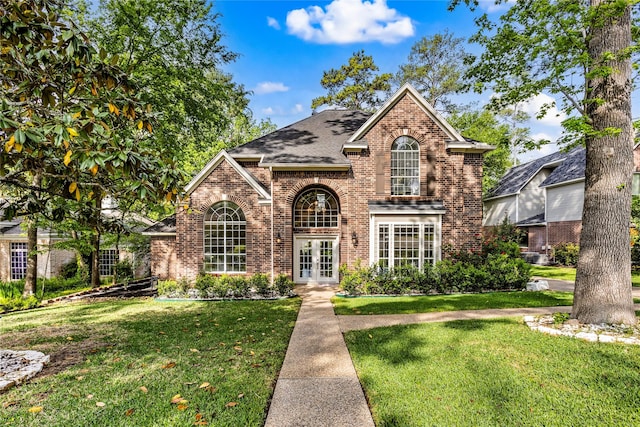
[204,201,246,273]
[391,136,420,195]
[294,188,339,228]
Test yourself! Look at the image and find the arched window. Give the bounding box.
[294,188,339,228]
[391,136,420,195]
[204,201,246,273]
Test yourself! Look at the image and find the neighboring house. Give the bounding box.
[0,199,153,282]
[483,144,640,255]
[146,84,494,283]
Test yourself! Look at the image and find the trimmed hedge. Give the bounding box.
[159,273,295,299]
[339,239,531,296]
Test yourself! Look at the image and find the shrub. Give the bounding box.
[158,279,190,297]
[230,275,250,298]
[274,274,294,296]
[114,259,134,283]
[250,273,272,297]
[60,260,78,279]
[0,280,23,299]
[553,243,579,266]
[484,253,531,291]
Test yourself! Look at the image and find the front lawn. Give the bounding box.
[531,265,640,286]
[345,319,640,426]
[332,291,574,315]
[0,298,300,427]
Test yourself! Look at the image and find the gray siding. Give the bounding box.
[546,181,584,222]
[483,195,517,226]
[518,170,549,221]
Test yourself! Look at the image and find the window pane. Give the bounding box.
[393,225,420,268]
[633,174,640,196]
[203,201,246,273]
[99,249,119,277]
[294,188,339,228]
[10,242,27,280]
[424,224,435,265]
[391,136,420,196]
[378,225,389,270]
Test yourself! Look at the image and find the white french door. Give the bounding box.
[293,236,339,284]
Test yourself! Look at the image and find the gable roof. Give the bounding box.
[349,84,494,153]
[184,149,271,200]
[143,215,176,235]
[230,110,371,169]
[485,147,584,199]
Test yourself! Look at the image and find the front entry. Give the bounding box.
[293,236,339,284]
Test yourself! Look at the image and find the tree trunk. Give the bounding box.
[90,230,101,288]
[22,222,38,298]
[573,1,636,325]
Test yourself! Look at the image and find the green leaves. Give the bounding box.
[311,50,392,112]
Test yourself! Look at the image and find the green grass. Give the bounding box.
[345,319,640,426]
[531,265,640,286]
[332,291,574,315]
[0,297,300,427]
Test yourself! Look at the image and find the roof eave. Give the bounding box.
[446,141,496,153]
[348,83,467,143]
[258,162,351,171]
[540,177,585,189]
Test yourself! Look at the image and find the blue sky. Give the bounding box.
[213,0,637,161]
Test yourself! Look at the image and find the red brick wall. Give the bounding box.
[168,93,486,280]
[175,160,272,280]
[150,237,176,280]
[525,221,582,253]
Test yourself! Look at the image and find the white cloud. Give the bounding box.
[517,93,566,127]
[267,16,280,30]
[291,104,304,114]
[262,107,275,115]
[286,0,414,44]
[254,82,290,95]
[518,139,558,163]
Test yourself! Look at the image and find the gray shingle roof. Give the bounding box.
[368,200,446,212]
[486,147,584,199]
[144,215,176,234]
[230,110,371,166]
[540,147,585,187]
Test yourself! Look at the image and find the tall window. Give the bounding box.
[391,136,420,195]
[294,188,339,228]
[10,242,27,280]
[377,223,436,269]
[204,201,246,273]
[99,249,119,277]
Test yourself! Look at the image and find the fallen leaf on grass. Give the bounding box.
[3,401,18,409]
[96,402,106,407]
[66,336,74,341]
[125,408,135,416]
[159,331,166,335]
[177,403,188,411]
[28,406,43,413]
[251,363,262,368]
[139,386,148,393]
[199,382,210,389]
[225,402,238,408]
[86,394,94,399]
[190,348,199,353]
[237,393,244,399]
[76,376,84,381]
[170,394,188,405]
[194,421,208,425]
[162,362,176,369]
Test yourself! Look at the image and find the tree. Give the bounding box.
[451,0,637,324]
[395,30,470,112]
[311,50,392,112]
[0,0,183,290]
[447,108,528,194]
[83,0,269,174]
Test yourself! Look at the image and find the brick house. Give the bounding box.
[483,144,640,257]
[147,84,494,283]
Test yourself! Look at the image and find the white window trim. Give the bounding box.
[369,214,442,267]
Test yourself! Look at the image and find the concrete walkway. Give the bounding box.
[265,278,640,426]
[264,284,375,427]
